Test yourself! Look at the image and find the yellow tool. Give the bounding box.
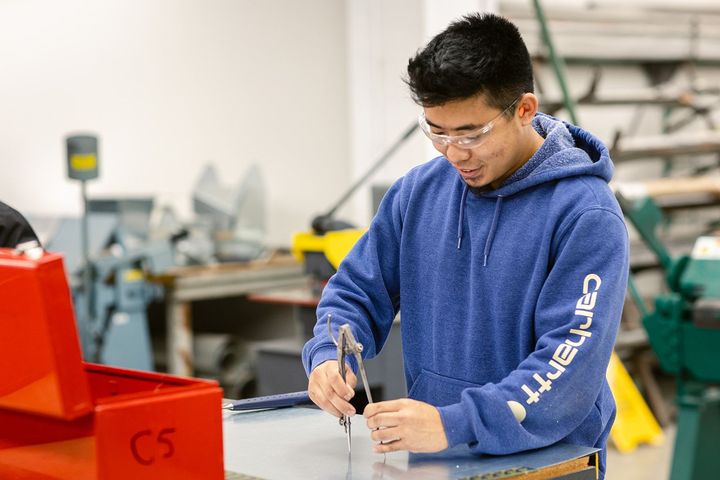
[291,229,365,271]
[292,123,418,288]
[607,352,664,453]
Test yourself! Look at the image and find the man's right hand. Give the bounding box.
[308,360,358,418]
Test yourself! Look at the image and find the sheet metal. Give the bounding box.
[223,406,598,479]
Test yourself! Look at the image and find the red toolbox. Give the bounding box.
[0,247,224,479]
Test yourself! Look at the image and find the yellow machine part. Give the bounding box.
[607,352,664,454]
[291,229,366,269]
[70,153,98,171]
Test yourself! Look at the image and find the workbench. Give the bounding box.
[222,407,598,479]
[156,256,307,376]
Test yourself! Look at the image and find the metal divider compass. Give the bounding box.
[326,313,375,454]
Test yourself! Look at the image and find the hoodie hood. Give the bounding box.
[473,112,613,198]
[456,112,614,253]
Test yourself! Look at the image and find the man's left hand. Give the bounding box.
[363,398,449,453]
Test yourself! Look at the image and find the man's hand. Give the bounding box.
[308,360,358,418]
[364,398,449,453]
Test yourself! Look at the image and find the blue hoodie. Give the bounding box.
[303,113,629,479]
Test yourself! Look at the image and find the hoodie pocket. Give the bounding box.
[408,369,482,407]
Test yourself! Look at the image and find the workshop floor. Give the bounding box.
[606,424,675,479]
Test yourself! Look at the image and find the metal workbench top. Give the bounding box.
[222,406,597,479]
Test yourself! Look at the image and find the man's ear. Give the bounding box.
[517,93,538,125]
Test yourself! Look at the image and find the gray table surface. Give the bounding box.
[222,406,597,480]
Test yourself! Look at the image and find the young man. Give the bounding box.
[0,201,38,248]
[303,13,628,478]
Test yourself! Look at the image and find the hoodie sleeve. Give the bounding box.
[437,206,629,454]
[302,179,405,375]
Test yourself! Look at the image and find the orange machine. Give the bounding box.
[0,247,224,479]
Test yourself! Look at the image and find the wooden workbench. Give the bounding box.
[154,255,307,376]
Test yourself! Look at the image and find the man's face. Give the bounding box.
[422,95,529,189]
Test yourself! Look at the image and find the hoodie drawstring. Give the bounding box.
[456,187,503,266]
[457,185,469,249]
[483,196,503,266]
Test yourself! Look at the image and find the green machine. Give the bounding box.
[619,193,720,480]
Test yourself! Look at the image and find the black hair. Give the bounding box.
[406,13,533,112]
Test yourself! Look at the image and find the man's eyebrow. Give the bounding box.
[425,118,484,132]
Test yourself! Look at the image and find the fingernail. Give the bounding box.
[346,408,355,416]
[344,392,353,400]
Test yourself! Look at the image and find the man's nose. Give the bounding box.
[443,144,471,164]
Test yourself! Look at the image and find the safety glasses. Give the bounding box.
[418,96,521,150]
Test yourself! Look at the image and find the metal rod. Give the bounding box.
[323,122,419,220]
[532,0,579,125]
[81,180,97,361]
[627,275,650,318]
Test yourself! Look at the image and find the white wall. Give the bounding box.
[2,0,718,248]
[344,0,497,225]
[0,0,349,247]
[343,0,424,225]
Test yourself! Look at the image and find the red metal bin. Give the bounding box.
[0,248,224,479]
